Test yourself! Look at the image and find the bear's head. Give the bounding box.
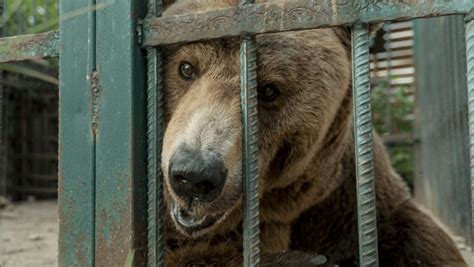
[161,0,352,238]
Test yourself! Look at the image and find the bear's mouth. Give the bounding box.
[171,201,225,235]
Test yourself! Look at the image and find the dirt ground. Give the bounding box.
[0,199,472,266]
[0,199,58,267]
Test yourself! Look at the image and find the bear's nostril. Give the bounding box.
[175,175,188,184]
[193,181,216,196]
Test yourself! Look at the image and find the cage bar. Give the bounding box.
[94,0,148,265]
[58,1,96,265]
[352,23,379,267]
[146,0,164,266]
[466,13,474,246]
[240,1,260,266]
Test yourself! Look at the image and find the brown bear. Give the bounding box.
[160,1,468,266]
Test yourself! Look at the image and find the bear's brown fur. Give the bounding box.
[160,1,468,266]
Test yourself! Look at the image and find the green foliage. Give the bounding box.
[4,0,58,35]
[124,250,135,267]
[372,79,416,188]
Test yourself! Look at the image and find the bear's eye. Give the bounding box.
[257,84,280,102]
[179,61,197,80]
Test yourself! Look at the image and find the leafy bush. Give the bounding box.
[372,80,415,188]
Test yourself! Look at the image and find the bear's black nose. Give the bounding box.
[169,146,227,202]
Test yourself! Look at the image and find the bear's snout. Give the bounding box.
[169,145,227,203]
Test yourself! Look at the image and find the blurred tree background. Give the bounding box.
[4,0,58,35]
[372,81,415,188]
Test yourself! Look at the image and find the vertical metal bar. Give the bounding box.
[0,0,4,198]
[240,1,259,267]
[58,0,96,265]
[465,13,474,247]
[146,0,164,266]
[94,0,147,265]
[352,23,379,267]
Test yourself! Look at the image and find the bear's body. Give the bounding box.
[160,1,467,266]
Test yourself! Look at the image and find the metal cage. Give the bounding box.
[0,0,473,266]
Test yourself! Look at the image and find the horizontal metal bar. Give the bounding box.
[142,0,474,46]
[0,31,59,63]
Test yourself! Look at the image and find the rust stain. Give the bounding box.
[96,206,133,267]
[0,31,60,63]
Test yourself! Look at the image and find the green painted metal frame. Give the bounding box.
[0,1,473,266]
[58,0,148,266]
[93,0,148,265]
[58,1,95,265]
[58,1,95,266]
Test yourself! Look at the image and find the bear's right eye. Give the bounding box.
[258,84,280,102]
[179,61,197,80]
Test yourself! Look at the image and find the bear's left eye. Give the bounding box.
[257,84,280,102]
[179,61,197,80]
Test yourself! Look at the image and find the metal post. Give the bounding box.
[58,0,96,265]
[240,1,259,266]
[0,0,5,198]
[94,0,147,265]
[465,11,474,247]
[352,23,379,267]
[146,0,164,266]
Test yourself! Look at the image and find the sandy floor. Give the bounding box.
[0,200,472,266]
[0,200,58,267]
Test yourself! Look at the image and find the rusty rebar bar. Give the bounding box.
[352,23,379,267]
[146,0,164,266]
[240,1,260,266]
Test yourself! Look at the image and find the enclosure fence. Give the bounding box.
[0,0,473,266]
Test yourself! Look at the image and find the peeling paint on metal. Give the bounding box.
[142,0,474,46]
[0,30,59,63]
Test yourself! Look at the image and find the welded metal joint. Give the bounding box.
[464,10,474,249]
[351,23,379,267]
[89,70,101,135]
[146,1,165,267]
